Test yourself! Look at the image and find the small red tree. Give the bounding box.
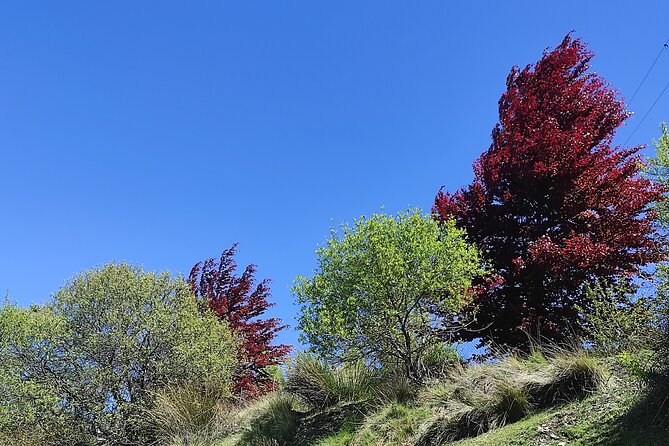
[433,34,665,350]
[189,245,290,397]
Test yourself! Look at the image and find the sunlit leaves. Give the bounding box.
[434,34,664,349]
[293,210,483,381]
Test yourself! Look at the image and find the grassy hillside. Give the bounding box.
[452,377,668,446]
[309,365,667,446]
[154,351,669,446]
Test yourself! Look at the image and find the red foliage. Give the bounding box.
[189,245,291,397]
[433,34,665,349]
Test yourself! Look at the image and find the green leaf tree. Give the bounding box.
[293,210,483,382]
[647,122,669,227]
[646,123,669,396]
[0,263,238,446]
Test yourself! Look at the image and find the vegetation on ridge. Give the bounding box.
[3,33,669,446]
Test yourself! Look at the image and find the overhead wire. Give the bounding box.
[623,79,669,146]
[622,38,669,146]
[626,38,669,107]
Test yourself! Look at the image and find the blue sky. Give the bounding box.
[1,2,668,349]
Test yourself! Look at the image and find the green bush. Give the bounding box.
[580,279,653,356]
[637,264,669,424]
[0,263,238,445]
[0,304,92,445]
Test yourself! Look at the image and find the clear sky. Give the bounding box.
[1,1,668,349]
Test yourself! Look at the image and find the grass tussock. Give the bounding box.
[148,381,233,446]
[416,370,531,444]
[524,352,605,407]
[415,349,605,443]
[375,369,418,404]
[153,349,607,446]
[284,354,378,410]
[351,402,429,446]
[235,393,301,446]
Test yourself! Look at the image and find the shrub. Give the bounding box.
[0,305,90,445]
[0,263,238,445]
[580,279,654,356]
[189,245,291,397]
[649,265,669,388]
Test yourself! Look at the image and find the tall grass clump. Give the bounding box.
[284,354,378,410]
[417,364,531,444]
[375,369,417,404]
[236,393,301,446]
[148,381,233,445]
[525,352,605,407]
[415,348,605,443]
[351,402,429,446]
[417,342,462,380]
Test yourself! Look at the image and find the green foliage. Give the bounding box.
[294,209,483,381]
[0,263,238,445]
[578,279,657,386]
[646,122,669,227]
[645,123,669,404]
[616,350,653,382]
[580,279,653,356]
[646,263,669,405]
[0,303,75,445]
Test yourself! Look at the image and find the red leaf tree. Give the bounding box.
[189,245,291,397]
[433,34,665,350]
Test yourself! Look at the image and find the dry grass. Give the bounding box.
[234,393,301,446]
[164,349,607,446]
[415,349,605,444]
[148,382,233,445]
[284,354,378,410]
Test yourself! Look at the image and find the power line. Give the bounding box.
[623,78,669,147]
[627,38,669,107]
